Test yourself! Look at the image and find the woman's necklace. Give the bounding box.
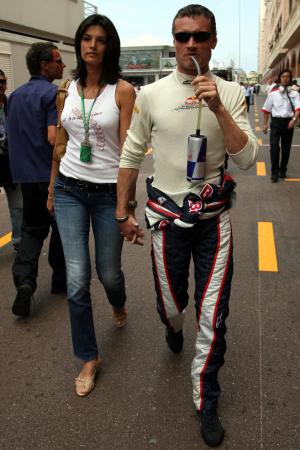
[80,84,102,162]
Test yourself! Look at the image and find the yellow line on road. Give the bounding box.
[258,222,278,272]
[258,138,263,145]
[257,162,266,176]
[284,178,300,182]
[255,119,259,123]
[255,126,260,131]
[0,232,12,248]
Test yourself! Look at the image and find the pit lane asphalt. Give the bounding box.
[0,93,299,449]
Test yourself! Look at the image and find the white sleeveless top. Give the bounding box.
[59,80,120,183]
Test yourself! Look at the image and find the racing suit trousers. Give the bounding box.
[151,210,233,412]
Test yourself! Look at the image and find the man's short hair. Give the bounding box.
[26,42,58,75]
[277,69,293,84]
[172,4,217,35]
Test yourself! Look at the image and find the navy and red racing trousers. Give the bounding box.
[151,210,233,412]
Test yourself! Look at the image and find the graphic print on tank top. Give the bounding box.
[66,106,106,151]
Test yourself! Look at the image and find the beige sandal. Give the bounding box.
[112,307,127,328]
[75,356,102,397]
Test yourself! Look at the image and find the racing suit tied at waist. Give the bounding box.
[145,174,236,230]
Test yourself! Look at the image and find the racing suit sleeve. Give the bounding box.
[119,89,152,170]
[226,84,258,170]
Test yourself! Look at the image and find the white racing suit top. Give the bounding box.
[120,69,258,216]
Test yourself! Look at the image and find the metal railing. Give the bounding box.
[83,1,98,17]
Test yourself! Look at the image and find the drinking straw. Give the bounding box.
[191,56,203,136]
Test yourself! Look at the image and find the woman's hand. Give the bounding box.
[47,194,55,216]
[119,215,145,246]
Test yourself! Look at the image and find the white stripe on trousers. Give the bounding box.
[191,211,232,410]
[151,229,186,332]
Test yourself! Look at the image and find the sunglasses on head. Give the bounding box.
[174,31,212,43]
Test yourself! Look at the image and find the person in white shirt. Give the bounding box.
[116,4,258,447]
[240,82,251,111]
[47,14,135,397]
[262,69,300,181]
[249,84,254,105]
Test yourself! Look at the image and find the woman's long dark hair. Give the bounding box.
[73,14,121,86]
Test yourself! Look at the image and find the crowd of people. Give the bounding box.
[1,3,299,447]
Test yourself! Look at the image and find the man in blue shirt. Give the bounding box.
[7,42,67,317]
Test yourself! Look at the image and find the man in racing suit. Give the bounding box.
[116,4,258,447]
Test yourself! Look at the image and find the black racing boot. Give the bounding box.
[198,409,225,447]
[12,284,33,317]
[165,328,183,353]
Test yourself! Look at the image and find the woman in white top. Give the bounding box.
[47,14,135,396]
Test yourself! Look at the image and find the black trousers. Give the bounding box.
[270,118,294,176]
[245,96,250,112]
[12,182,66,291]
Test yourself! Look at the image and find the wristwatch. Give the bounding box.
[292,116,297,121]
[128,200,138,209]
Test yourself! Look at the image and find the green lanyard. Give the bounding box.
[79,85,101,162]
[80,85,100,143]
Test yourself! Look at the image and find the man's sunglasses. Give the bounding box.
[43,58,63,64]
[174,31,212,43]
[0,79,7,85]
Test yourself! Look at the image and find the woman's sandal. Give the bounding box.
[75,356,102,397]
[112,307,127,328]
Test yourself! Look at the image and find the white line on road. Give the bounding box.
[260,144,300,147]
[259,275,263,450]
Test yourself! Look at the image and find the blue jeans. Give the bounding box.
[54,176,126,361]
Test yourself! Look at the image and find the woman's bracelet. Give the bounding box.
[115,215,129,223]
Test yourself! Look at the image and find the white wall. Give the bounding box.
[1,0,84,41]
[0,0,88,89]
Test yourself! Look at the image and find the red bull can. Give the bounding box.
[187,134,207,183]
